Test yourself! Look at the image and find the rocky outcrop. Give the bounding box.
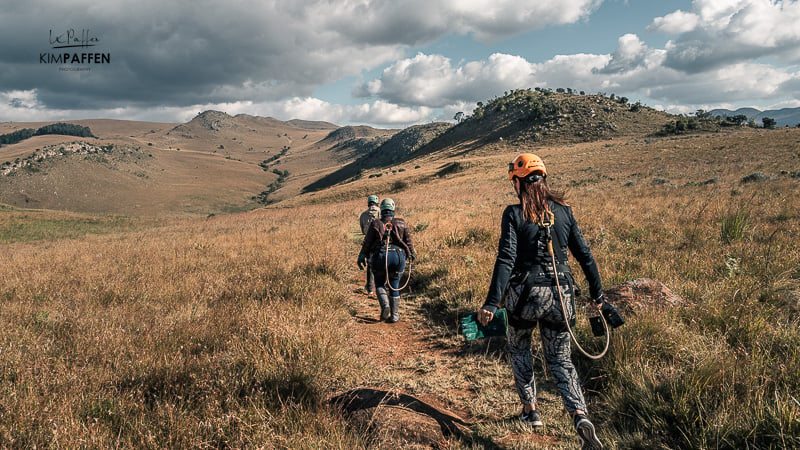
[603,278,683,314]
[1,142,126,175]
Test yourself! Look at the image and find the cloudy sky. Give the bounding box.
[2,0,800,127]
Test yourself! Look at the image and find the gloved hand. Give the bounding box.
[357,253,367,270]
[409,250,416,263]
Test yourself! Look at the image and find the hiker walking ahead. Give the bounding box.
[358,198,415,323]
[359,194,381,295]
[477,154,605,449]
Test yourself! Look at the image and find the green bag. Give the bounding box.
[459,309,508,341]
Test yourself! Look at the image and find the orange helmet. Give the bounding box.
[508,153,547,180]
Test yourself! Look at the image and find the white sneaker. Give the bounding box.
[574,414,602,449]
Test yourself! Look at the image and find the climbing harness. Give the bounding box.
[541,214,611,360]
[382,221,412,292]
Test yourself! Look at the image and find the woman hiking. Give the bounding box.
[358,198,415,323]
[477,153,605,449]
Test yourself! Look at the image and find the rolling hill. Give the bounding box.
[0,112,370,215]
[2,90,683,216]
[303,90,675,193]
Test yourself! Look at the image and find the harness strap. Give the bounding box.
[381,219,412,258]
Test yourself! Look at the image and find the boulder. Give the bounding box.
[603,278,683,314]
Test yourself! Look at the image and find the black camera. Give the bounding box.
[589,302,625,336]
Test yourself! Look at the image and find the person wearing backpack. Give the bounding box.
[357,198,415,323]
[359,195,381,294]
[477,154,605,450]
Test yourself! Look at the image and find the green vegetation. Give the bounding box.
[259,146,290,170]
[467,88,560,123]
[655,114,724,136]
[0,211,140,244]
[0,123,95,146]
[253,169,290,204]
[657,117,702,135]
[720,205,749,244]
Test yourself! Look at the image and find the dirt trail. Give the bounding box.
[340,277,475,448]
[336,271,575,449]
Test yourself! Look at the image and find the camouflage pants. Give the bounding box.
[505,282,587,414]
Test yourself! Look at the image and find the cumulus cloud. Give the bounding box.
[3,0,800,126]
[651,0,800,72]
[353,27,800,120]
[2,90,42,110]
[354,52,539,107]
[643,62,795,105]
[0,88,438,128]
[0,0,603,118]
[318,0,603,44]
[349,101,434,125]
[593,34,663,74]
[647,10,699,34]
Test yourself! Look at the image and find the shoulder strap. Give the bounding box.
[389,218,412,255]
[547,222,568,265]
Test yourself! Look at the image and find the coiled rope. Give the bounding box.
[382,221,412,292]
[542,217,610,360]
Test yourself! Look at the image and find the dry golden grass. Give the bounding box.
[0,206,373,447]
[1,126,798,448]
[0,116,343,216]
[296,126,799,448]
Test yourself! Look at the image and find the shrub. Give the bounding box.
[720,208,749,243]
[392,180,408,191]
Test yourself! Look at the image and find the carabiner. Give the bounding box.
[539,210,555,227]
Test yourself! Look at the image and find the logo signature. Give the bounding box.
[49,29,100,49]
[41,28,110,68]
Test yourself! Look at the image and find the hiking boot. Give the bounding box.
[388,296,400,323]
[574,414,602,449]
[519,408,543,427]
[377,289,390,321]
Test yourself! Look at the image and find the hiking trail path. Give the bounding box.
[331,269,583,449]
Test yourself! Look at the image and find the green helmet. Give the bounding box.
[367,194,379,205]
[380,198,395,212]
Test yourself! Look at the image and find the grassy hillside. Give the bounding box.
[0,113,348,215]
[302,90,678,194]
[1,91,682,216]
[1,124,798,448]
[302,122,449,193]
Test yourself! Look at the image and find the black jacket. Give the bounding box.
[482,201,602,313]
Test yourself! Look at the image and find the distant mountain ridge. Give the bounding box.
[708,107,800,127]
[168,110,339,136]
[0,89,685,215]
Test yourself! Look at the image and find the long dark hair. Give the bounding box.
[517,177,568,224]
